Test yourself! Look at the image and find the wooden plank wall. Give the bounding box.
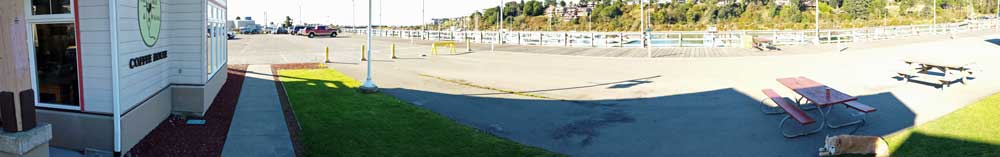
[1,0,32,97]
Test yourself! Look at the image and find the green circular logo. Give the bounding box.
[138,0,161,47]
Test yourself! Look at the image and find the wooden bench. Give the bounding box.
[828,100,877,132]
[752,37,781,51]
[843,101,876,113]
[763,89,815,124]
[762,89,821,138]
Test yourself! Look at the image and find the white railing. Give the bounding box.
[348,19,1000,48]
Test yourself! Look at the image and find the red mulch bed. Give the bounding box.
[271,63,326,157]
[126,65,248,157]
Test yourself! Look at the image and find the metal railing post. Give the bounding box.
[618,32,624,47]
[590,32,596,48]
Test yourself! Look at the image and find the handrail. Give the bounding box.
[350,19,999,48]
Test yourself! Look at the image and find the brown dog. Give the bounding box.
[819,135,890,157]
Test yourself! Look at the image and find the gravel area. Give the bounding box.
[126,65,248,156]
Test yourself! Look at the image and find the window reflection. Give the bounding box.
[34,24,79,106]
[32,0,72,15]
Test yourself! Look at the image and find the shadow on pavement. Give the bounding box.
[267,67,921,156]
[375,87,917,156]
[466,75,661,96]
[984,39,1000,46]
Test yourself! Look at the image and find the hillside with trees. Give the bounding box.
[419,0,999,31]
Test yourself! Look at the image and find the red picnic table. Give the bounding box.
[776,77,876,130]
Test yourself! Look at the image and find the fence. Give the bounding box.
[346,19,1000,48]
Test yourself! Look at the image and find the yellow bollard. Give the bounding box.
[361,45,367,61]
[450,43,456,54]
[431,44,438,56]
[391,43,398,59]
[325,47,331,63]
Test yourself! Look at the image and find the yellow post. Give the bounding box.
[325,47,331,63]
[361,45,367,61]
[391,43,398,59]
[432,44,438,55]
[450,43,456,54]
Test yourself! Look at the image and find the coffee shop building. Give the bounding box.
[1,0,229,155]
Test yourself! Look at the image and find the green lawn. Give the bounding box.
[885,93,1000,156]
[278,68,560,156]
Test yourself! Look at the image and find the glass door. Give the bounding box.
[31,23,79,106]
[25,0,81,109]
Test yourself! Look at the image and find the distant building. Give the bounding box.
[544,2,594,21]
[431,17,464,25]
[235,17,258,32]
[775,0,791,6]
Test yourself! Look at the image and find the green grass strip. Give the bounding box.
[278,69,561,157]
[885,93,1000,156]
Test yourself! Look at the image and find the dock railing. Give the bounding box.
[350,19,1000,48]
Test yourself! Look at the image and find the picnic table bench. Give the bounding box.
[760,77,878,138]
[762,89,821,138]
[898,58,976,87]
[752,37,781,51]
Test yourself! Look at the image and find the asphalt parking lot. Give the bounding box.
[229,33,1000,156]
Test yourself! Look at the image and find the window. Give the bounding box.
[31,0,72,15]
[32,23,79,106]
[206,4,227,77]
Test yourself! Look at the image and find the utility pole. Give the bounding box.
[353,0,357,30]
[815,0,820,44]
[641,0,650,58]
[360,0,379,93]
[298,2,302,25]
[380,0,383,29]
[495,0,504,53]
[933,0,937,34]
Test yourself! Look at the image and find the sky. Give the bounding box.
[227,0,576,26]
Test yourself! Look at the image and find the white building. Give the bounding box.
[1,0,229,155]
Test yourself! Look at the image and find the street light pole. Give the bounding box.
[360,0,379,93]
[641,0,650,58]
[815,0,820,44]
[494,0,504,53]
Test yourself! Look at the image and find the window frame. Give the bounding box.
[24,0,81,110]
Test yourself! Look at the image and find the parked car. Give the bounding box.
[227,32,236,39]
[271,27,288,34]
[289,26,306,35]
[298,26,338,38]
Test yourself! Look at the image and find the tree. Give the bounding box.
[236,16,242,20]
[842,0,871,19]
[283,16,293,27]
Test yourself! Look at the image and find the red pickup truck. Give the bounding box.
[298,26,339,38]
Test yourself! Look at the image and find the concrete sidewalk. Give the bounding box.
[221,65,294,157]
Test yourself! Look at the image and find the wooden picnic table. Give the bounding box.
[776,77,857,107]
[776,76,873,130]
[903,57,975,71]
[900,57,976,86]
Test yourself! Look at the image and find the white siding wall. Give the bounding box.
[78,0,216,114]
[115,0,173,112]
[166,0,207,85]
[79,0,114,113]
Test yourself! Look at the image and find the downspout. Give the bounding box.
[108,0,123,156]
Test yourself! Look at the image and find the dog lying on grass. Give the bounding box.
[819,135,890,157]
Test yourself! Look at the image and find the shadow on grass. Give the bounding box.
[891,132,1000,156]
